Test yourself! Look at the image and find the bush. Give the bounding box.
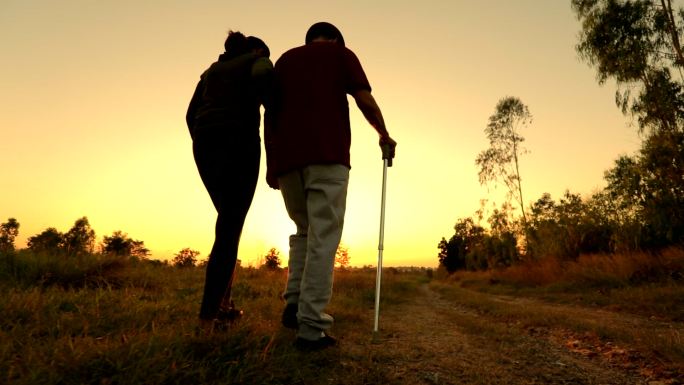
[0,249,156,289]
[172,248,199,268]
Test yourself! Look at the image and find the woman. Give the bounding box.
[186,31,272,330]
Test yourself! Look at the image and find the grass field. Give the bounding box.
[0,251,423,384]
[1,250,682,384]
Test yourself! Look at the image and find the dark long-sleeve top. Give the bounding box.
[186,52,273,141]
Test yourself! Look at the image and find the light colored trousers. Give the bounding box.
[278,164,349,340]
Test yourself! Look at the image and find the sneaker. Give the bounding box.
[281,303,298,329]
[294,333,337,351]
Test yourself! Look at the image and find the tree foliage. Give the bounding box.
[573,0,684,134]
[27,228,64,254]
[62,217,96,256]
[101,231,150,259]
[476,96,531,226]
[526,191,614,259]
[24,218,151,258]
[573,0,684,247]
[604,131,684,247]
[0,218,20,253]
[335,244,351,269]
[263,247,281,270]
[438,216,519,273]
[173,248,199,268]
[26,217,96,256]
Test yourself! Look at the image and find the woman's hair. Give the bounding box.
[223,31,249,58]
[247,36,270,58]
[305,22,345,46]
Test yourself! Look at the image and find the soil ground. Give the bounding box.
[331,284,682,385]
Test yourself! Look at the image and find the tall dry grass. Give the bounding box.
[431,248,684,376]
[488,247,684,288]
[444,247,684,322]
[0,250,425,385]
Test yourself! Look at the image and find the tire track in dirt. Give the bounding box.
[362,284,651,385]
[459,289,683,383]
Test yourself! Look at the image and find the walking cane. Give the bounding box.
[374,144,393,336]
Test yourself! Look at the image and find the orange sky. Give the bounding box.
[0,1,640,267]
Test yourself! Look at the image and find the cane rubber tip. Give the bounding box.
[371,331,382,344]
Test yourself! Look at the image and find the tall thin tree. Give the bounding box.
[476,96,531,227]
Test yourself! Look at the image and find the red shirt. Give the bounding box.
[267,42,371,176]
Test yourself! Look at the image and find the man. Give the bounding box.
[265,22,396,350]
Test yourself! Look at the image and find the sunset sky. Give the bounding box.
[0,1,641,267]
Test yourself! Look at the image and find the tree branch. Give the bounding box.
[661,0,684,66]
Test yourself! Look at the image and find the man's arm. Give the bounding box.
[352,89,397,157]
[352,89,387,136]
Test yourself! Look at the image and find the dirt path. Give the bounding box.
[343,284,680,385]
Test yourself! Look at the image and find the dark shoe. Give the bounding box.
[216,300,243,323]
[281,303,298,329]
[294,333,337,351]
[216,307,243,323]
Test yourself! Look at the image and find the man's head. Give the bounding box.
[305,22,345,46]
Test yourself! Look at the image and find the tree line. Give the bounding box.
[0,217,353,270]
[439,0,684,273]
[0,216,202,266]
[0,216,152,257]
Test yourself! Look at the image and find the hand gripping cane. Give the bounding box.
[374,144,393,335]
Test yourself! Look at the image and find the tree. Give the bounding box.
[573,0,684,134]
[438,218,486,273]
[438,237,463,273]
[173,248,199,268]
[62,217,96,255]
[634,131,684,245]
[27,227,64,254]
[526,191,616,259]
[573,0,684,247]
[263,247,281,270]
[101,231,150,259]
[582,190,623,253]
[335,244,351,268]
[476,96,531,227]
[604,133,684,247]
[484,205,520,267]
[0,218,20,253]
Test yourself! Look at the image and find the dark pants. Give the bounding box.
[193,130,260,320]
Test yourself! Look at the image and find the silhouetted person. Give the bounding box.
[265,22,396,350]
[186,31,272,331]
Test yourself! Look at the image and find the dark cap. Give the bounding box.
[305,22,345,46]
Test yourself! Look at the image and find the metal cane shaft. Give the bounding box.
[374,158,388,333]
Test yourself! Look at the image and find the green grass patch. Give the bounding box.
[0,251,424,384]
